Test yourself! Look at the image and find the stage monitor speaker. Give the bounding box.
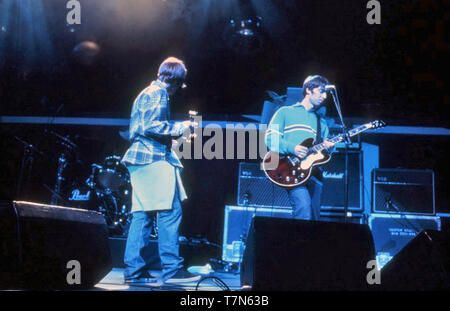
[0,201,112,289]
[380,230,450,290]
[240,216,376,290]
[222,205,292,263]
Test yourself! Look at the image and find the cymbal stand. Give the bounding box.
[15,136,43,200]
[50,150,68,205]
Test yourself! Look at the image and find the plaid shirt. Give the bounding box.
[121,80,188,168]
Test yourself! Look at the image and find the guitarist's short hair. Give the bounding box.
[302,75,329,97]
[157,57,187,85]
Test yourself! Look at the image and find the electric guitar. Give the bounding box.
[262,120,386,188]
[174,110,198,147]
[185,110,198,143]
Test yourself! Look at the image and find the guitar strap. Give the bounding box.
[315,112,322,144]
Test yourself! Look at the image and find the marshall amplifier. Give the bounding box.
[320,150,363,212]
[237,162,291,208]
[372,168,435,215]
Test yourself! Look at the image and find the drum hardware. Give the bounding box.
[47,132,78,206]
[14,136,44,200]
[83,155,137,237]
[50,151,68,205]
[93,155,128,192]
[56,152,154,237]
[119,128,130,141]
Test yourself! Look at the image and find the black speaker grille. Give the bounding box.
[373,169,435,215]
[320,151,362,210]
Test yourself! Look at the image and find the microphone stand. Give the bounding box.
[50,150,67,206]
[385,198,421,234]
[14,136,44,200]
[328,87,351,223]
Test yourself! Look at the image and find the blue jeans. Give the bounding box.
[287,178,322,220]
[124,187,184,281]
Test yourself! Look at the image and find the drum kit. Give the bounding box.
[15,129,157,237]
[83,155,133,236]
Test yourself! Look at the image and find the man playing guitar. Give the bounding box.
[265,75,336,220]
[121,57,200,285]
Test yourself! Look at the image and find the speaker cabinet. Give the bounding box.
[240,216,376,290]
[238,153,363,212]
[380,230,450,290]
[320,150,363,211]
[237,162,290,208]
[0,201,112,289]
[372,168,435,215]
[369,213,441,269]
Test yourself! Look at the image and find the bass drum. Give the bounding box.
[95,184,132,237]
[64,182,98,211]
[64,181,132,236]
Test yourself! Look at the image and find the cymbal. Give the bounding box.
[119,129,130,141]
[46,130,78,149]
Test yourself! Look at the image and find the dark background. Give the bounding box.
[1,0,448,124]
[1,0,449,250]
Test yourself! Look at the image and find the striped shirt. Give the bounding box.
[265,102,330,155]
[121,80,189,168]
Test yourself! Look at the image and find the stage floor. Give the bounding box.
[95,268,242,291]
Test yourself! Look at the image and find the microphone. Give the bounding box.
[243,192,250,205]
[325,85,336,89]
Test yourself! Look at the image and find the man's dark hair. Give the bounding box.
[302,75,329,97]
[157,57,187,85]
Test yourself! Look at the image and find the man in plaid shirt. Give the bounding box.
[121,57,200,285]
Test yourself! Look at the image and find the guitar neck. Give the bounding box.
[309,123,371,153]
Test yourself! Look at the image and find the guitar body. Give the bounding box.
[262,120,385,188]
[262,138,331,188]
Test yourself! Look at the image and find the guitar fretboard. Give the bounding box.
[308,123,371,153]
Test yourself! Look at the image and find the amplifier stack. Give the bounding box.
[226,154,365,263]
[369,168,439,268]
[237,151,364,213]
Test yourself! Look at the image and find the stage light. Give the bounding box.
[72,41,101,66]
[223,15,264,55]
[0,0,54,65]
[229,16,262,37]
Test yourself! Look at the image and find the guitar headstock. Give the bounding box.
[189,110,198,119]
[368,120,386,129]
[186,110,198,143]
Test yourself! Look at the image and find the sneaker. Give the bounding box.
[165,269,201,284]
[124,277,158,284]
[124,271,158,284]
